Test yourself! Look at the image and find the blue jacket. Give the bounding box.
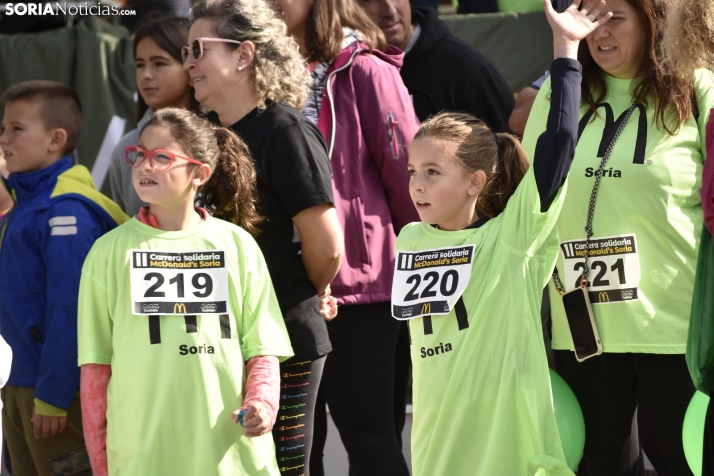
[0,156,127,410]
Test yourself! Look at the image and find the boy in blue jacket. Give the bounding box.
[0,81,127,476]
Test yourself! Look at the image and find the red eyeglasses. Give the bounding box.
[124,145,203,171]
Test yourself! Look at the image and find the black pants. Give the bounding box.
[273,355,326,476]
[393,320,411,448]
[310,302,410,476]
[554,351,695,476]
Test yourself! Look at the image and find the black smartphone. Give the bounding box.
[562,287,603,362]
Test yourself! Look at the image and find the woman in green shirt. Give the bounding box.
[522,0,714,474]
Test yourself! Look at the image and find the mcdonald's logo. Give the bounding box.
[173,303,187,314]
[577,102,647,164]
[598,292,610,303]
[421,303,431,315]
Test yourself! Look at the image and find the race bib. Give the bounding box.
[560,234,641,304]
[130,250,229,315]
[392,245,475,320]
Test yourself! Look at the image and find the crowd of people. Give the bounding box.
[0,0,712,475]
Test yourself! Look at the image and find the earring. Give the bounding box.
[193,179,200,185]
[237,65,243,71]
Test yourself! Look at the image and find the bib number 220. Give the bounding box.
[392,245,474,320]
[403,270,459,301]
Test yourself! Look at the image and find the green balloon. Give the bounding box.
[550,369,586,471]
[683,391,710,476]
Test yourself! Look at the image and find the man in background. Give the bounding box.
[360,0,515,132]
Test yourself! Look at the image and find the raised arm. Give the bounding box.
[533,0,612,211]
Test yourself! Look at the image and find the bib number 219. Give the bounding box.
[144,272,213,298]
[130,250,229,315]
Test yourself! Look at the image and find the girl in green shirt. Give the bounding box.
[79,108,294,476]
[392,1,611,474]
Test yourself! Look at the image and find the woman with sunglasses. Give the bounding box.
[184,1,343,474]
[78,108,293,476]
[268,0,419,472]
[108,14,200,217]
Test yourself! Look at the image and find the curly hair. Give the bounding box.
[578,0,694,134]
[141,108,263,236]
[661,0,714,82]
[190,0,310,110]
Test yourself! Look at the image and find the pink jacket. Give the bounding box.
[317,42,420,305]
[702,109,714,234]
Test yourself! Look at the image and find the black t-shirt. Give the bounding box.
[208,102,333,359]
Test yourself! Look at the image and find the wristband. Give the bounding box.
[34,398,68,417]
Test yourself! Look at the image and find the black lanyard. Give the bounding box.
[553,103,637,294]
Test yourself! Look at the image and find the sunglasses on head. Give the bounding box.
[181,37,243,63]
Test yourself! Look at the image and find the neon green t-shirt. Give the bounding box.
[394,168,572,476]
[78,217,294,476]
[522,70,714,354]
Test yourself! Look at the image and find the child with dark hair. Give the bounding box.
[0,80,127,476]
[79,108,293,476]
[108,14,199,216]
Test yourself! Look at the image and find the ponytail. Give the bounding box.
[201,128,263,236]
[478,133,529,218]
[142,108,263,236]
[414,112,529,218]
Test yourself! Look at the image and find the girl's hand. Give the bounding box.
[234,402,272,437]
[545,0,613,59]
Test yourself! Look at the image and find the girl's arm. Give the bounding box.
[80,364,111,476]
[531,58,580,212]
[533,0,612,212]
[235,356,281,437]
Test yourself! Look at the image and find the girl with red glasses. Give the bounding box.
[78,108,294,476]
